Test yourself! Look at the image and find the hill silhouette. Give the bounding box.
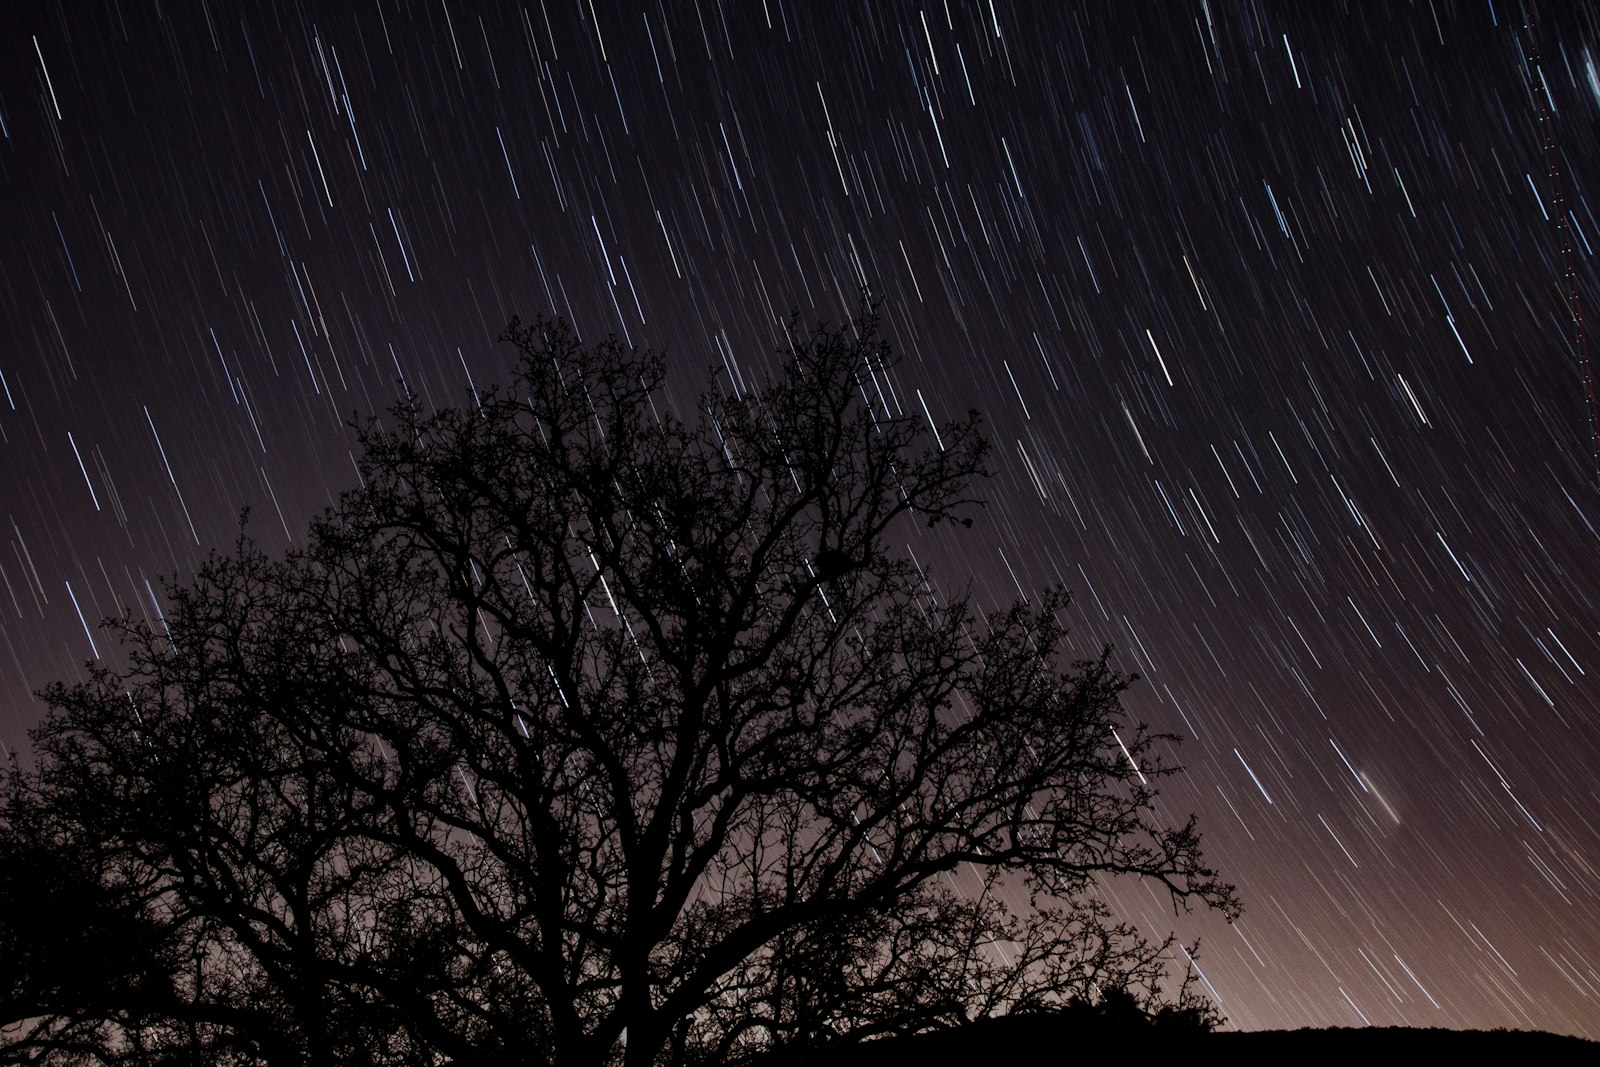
[756,1014,1598,1066]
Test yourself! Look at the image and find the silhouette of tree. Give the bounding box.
[1,303,1238,1066]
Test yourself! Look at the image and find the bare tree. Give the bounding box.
[1,303,1237,1066]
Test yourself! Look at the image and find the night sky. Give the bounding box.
[3,0,1600,1040]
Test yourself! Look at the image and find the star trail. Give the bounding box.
[3,0,1600,1040]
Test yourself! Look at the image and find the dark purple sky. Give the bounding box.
[4,0,1600,1038]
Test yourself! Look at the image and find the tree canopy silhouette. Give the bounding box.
[1,304,1238,1066]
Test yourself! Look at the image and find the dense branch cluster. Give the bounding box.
[1,307,1237,1066]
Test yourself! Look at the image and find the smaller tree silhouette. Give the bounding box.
[1,302,1237,1066]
